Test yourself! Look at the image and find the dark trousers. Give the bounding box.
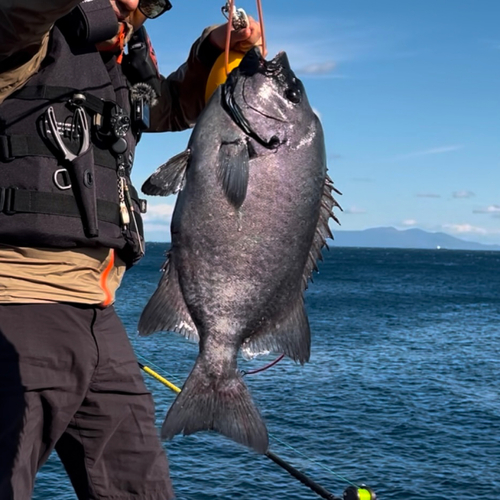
[0,303,174,500]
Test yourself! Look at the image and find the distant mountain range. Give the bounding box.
[330,227,500,251]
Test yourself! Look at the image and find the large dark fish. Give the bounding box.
[139,47,341,454]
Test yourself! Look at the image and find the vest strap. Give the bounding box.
[11,86,106,115]
[0,135,116,169]
[0,187,120,225]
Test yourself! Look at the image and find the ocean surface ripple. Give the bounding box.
[34,246,500,499]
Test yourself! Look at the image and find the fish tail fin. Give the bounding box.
[161,359,269,453]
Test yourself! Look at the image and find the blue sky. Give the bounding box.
[132,0,500,244]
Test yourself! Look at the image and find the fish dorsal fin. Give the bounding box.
[301,174,342,290]
[217,140,250,209]
[138,255,199,341]
[142,150,191,196]
[241,295,311,364]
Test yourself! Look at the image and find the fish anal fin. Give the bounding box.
[142,150,191,196]
[162,359,268,454]
[138,256,199,341]
[242,296,310,364]
[217,140,249,209]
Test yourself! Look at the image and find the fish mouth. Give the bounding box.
[238,48,291,77]
[266,51,291,74]
[238,47,265,76]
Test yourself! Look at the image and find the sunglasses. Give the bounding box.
[138,0,172,19]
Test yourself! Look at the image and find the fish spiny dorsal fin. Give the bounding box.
[217,140,250,209]
[301,174,342,289]
[142,149,191,196]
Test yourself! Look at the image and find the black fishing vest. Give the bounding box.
[0,26,146,267]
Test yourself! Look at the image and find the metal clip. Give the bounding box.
[221,2,249,31]
[53,169,72,190]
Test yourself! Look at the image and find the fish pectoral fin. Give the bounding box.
[217,140,250,209]
[141,149,191,196]
[242,296,310,364]
[301,174,342,290]
[161,358,269,454]
[137,256,199,341]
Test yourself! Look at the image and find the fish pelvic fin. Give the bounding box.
[242,295,310,363]
[141,149,191,196]
[161,358,269,454]
[302,174,342,289]
[138,256,199,341]
[217,140,250,209]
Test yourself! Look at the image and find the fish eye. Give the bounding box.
[285,87,302,104]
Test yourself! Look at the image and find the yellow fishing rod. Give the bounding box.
[138,361,376,500]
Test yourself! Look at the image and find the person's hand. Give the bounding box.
[209,16,265,56]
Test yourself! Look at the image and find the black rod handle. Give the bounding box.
[265,450,341,500]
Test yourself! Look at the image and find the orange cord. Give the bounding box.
[224,0,235,76]
[116,23,126,64]
[256,0,267,58]
[99,249,115,306]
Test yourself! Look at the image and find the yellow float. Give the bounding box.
[205,50,245,103]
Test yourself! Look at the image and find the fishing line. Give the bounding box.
[135,352,183,386]
[224,0,235,75]
[241,353,285,375]
[269,434,359,488]
[136,354,374,500]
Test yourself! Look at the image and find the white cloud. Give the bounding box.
[452,190,475,199]
[394,145,463,160]
[402,219,417,226]
[142,204,174,242]
[298,61,336,75]
[343,206,366,214]
[265,14,410,76]
[416,193,441,198]
[143,203,175,221]
[473,205,500,214]
[144,222,170,233]
[441,223,498,236]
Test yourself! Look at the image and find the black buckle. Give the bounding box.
[0,136,14,162]
[0,187,17,215]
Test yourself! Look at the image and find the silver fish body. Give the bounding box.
[139,48,340,453]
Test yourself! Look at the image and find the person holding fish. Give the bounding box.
[0,1,262,498]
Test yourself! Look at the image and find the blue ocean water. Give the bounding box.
[33,245,500,500]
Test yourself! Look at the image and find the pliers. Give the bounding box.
[46,106,90,162]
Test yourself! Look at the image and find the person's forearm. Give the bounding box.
[0,0,82,61]
[148,26,222,132]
